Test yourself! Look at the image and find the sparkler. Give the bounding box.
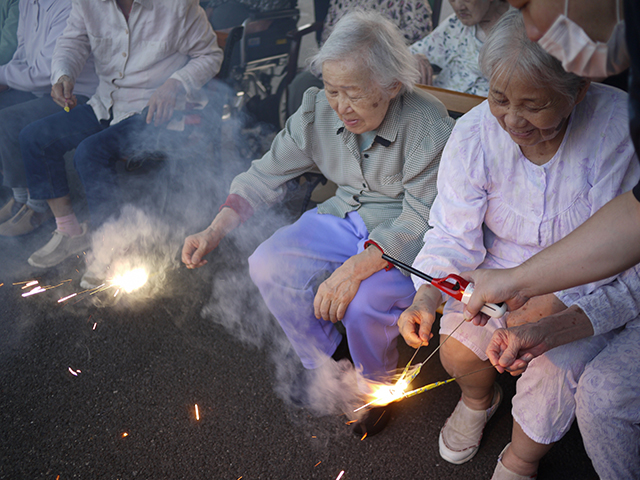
[16,265,150,306]
[355,318,467,412]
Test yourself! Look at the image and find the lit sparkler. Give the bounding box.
[355,318,467,412]
[110,267,148,293]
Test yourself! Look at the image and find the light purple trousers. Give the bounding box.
[248,209,416,382]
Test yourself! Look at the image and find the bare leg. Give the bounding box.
[47,195,74,218]
[501,420,553,476]
[439,335,496,410]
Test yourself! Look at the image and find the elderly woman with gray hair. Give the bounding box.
[182,10,453,435]
[399,9,639,479]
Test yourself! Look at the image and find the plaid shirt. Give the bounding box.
[230,87,454,267]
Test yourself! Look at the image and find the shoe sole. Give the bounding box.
[438,429,480,464]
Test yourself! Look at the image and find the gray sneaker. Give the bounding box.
[80,262,107,289]
[28,223,91,268]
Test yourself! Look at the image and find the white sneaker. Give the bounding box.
[28,223,90,268]
[491,443,538,479]
[439,383,503,464]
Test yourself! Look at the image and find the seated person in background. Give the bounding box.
[182,11,454,437]
[287,0,434,117]
[398,10,638,479]
[0,0,18,65]
[410,0,510,95]
[0,0,97,237]
[19,0,223,275]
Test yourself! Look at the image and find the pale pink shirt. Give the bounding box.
[51,0,223,124]
[413,83,640,310]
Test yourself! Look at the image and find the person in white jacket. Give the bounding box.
[19,0,223,273]
[0,0,97,237]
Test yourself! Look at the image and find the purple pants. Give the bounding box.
[248,209,415,383]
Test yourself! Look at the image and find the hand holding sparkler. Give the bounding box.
[51,75,77,111]
[398,283,441,348]
[182,208,241,268]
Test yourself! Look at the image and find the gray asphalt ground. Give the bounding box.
[0,157,598,480]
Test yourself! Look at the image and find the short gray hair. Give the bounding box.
[479,9,585,102]
[309,10,420,96]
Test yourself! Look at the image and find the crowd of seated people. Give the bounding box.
[1,1,637,479]
[0,0,96,237]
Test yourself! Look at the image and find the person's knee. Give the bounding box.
[19,121,43,159]
[73,138,96,176]
[248,240,279,287]
[440,336,480,375]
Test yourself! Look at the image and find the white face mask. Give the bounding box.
[538,0,629,78]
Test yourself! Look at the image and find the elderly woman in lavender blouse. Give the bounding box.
[398,10,639,480]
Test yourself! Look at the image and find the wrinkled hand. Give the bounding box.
[313,245,387,323]
[314,264,363,323]
[460,268,530,325]
[181,227,222,269]
[486,323,550,375]
[182,208,241,269]
[397,285,441,348]
[415,54,433,85]
[146,78,185,126]
[506,293,566,328]
[51,75,77,110]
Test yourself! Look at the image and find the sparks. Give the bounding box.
[360,433,367,441]
[68,367,80,376]
[314,461,321,467]
[354,375,413,412]
[58,293,78,303]
[93,323,97,330]
[110,268,148,293]
[122,432,128,438]
[23,280,39,288]
[195,404,200,421]
[22,286,46,297]
[336,471,345,480]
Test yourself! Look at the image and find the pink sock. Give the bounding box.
[56,213,83,237]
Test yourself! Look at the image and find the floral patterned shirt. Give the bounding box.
[410,13,487,95]
[322,0,433,44]
[413,83,639,310]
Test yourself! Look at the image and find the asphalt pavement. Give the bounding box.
[0,172,599,480]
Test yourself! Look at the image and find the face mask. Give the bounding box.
[537,0,629,78]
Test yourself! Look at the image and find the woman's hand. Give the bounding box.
[51,75,77,110]
[313,244,388,323]
[146,78,185,126]
[506,293,566,327]
[181,208,241,269]
[486,323,550,375]
[398,284,442,348]
[415,54,434,85]
[460,267,530,324]
[486,304,593,375]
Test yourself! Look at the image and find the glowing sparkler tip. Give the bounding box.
[110,268,148,293]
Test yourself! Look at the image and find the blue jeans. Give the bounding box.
[20,105,167,227]
[0,90,82,189]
